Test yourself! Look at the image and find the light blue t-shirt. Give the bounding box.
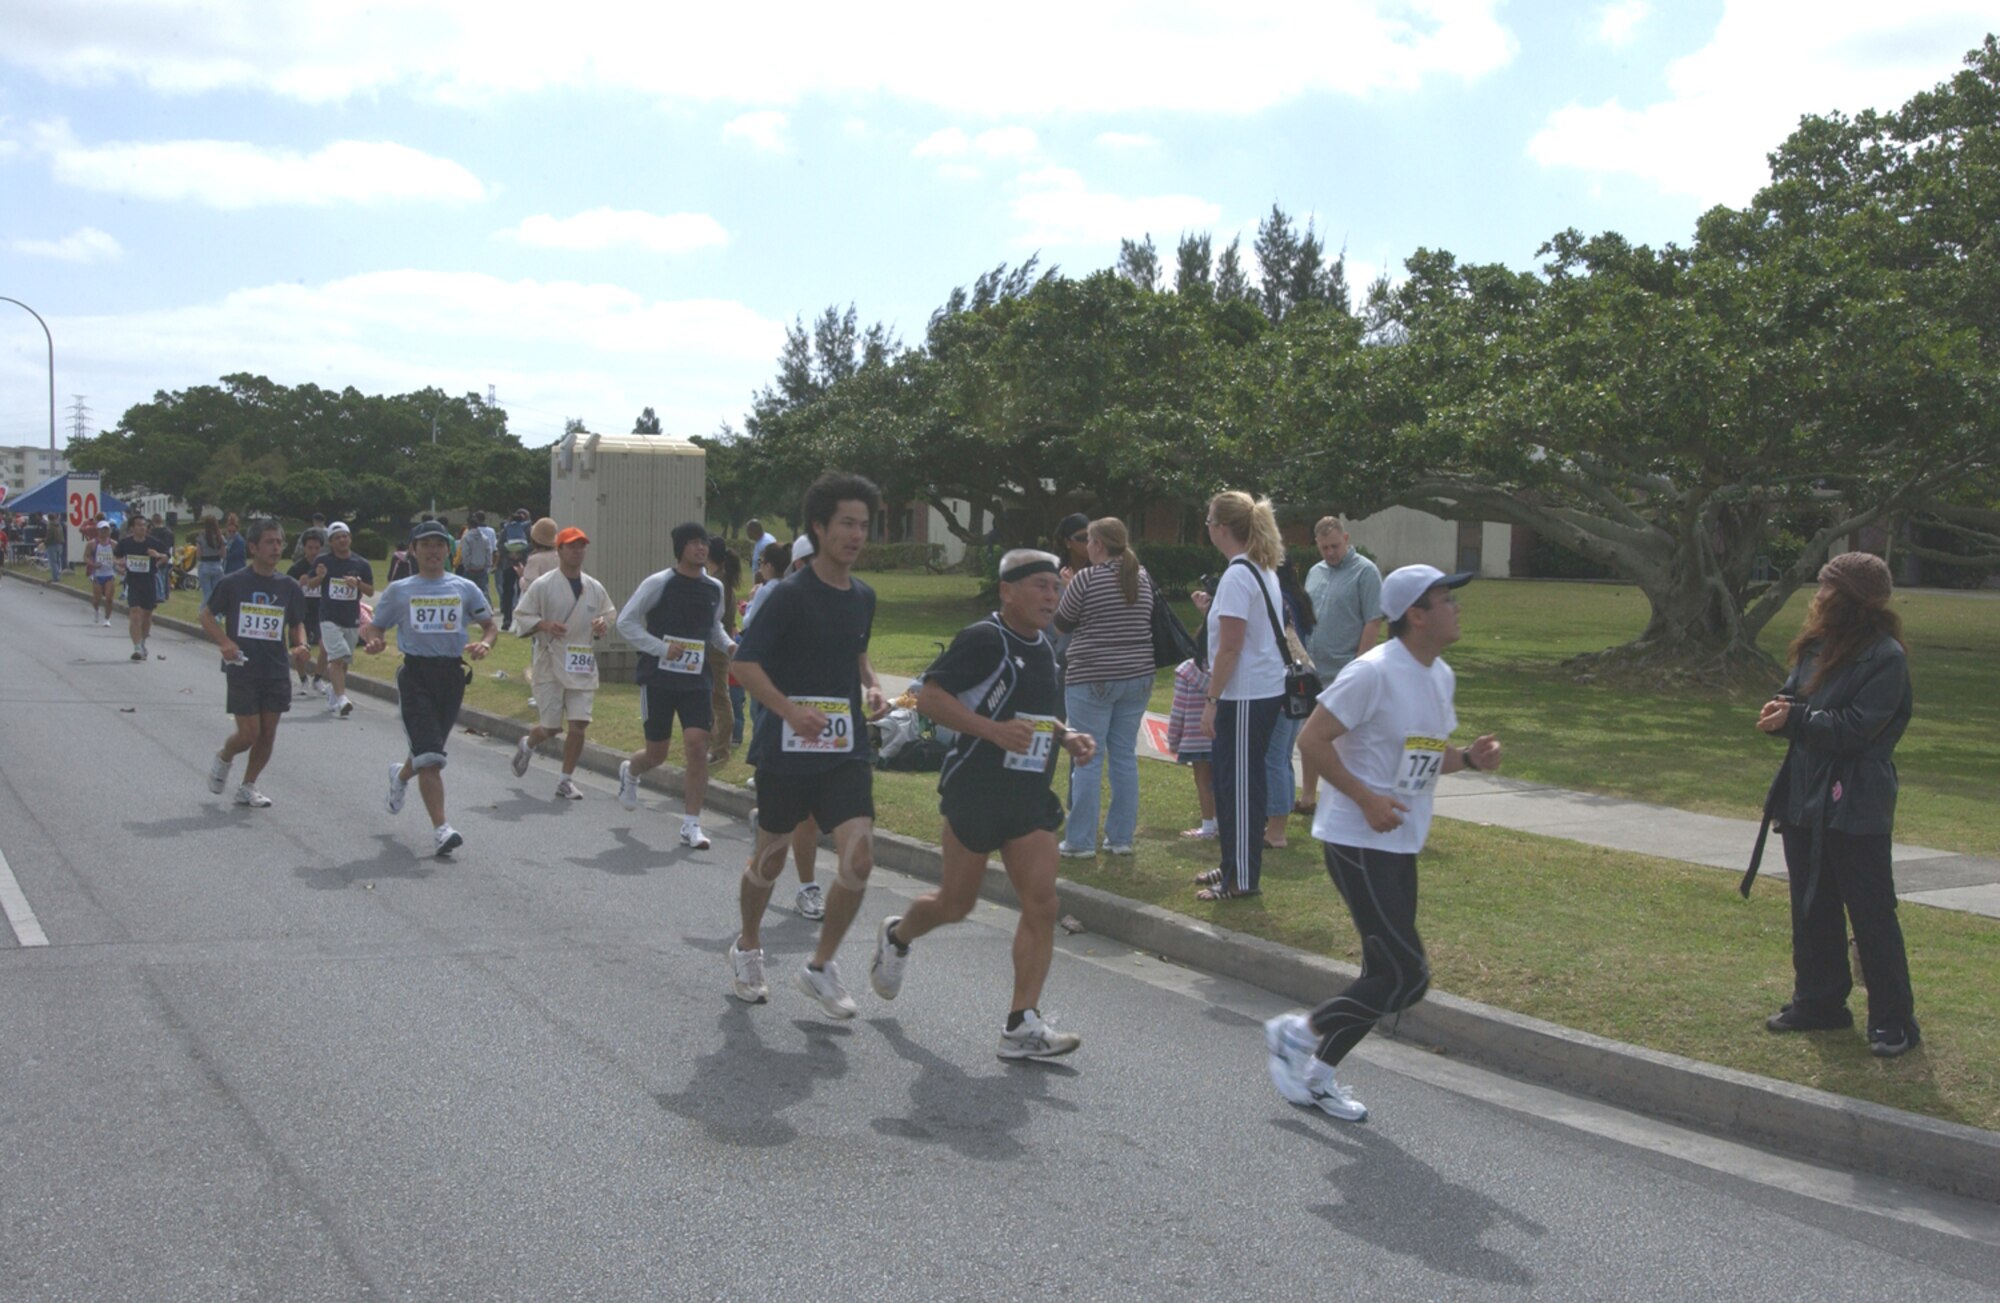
[369,572,492,658]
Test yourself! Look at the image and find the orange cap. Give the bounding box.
[555,526,589,546]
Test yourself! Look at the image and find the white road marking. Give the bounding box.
[0,844,50,947]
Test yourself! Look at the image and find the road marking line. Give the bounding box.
[0,845,50,947]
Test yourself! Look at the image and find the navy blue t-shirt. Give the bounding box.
[316,553,375,627]
[734,566,876,773]
[206,568,308,679]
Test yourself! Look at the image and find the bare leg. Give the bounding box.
[525,724,560,750]
[414,767,446,827]
[792,817,819,885]
[1194,759,1215,820]
[891,822,987,944]
[810,818,875,968]
[1265,812,1289,849]
[560,722,588,775]
[220,716,262,762]
[127,606,145,646]
[626,739,674,776]
[998,830,1061,1013]
[242,710,282,783]
[737,826,793,952]
[681,729,710,817]
[328,657,349,697]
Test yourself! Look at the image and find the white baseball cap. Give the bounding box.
[790,531,815,561]
[1379,564,1476,622]
[327,520,351,536]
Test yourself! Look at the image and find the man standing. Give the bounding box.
[871,549,1098,1058]
[728,472,889,1017]
[359,518,498,857]
[201,518,312,807]
[498,508,533,631]
[150,514,175,603]
[745,518,770,574]
[313,522,373,717]
[512,526,616,800]
[113,515,170,660]
[457,511,497,602]
[1265,564,1502,1121]
[615,523,733,847]
[1297,516,1385,816]
[42,512,65,581]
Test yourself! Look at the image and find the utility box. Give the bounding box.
[547,430,706,684]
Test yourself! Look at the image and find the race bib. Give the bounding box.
[661,637,706,675]
[409,596,462,634]
[1003,714,1060,773]
[564,644,597,676]
[124,555,152,574]
[1395,735,1448,798]
[781,696,854,753]
[237,603,285,642]
[327,578,358,602]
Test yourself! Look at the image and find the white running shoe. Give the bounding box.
[679,819,711,850]
[870,915,908,1000]
[433,823,463,857]
[998,1009,1081,1060]
[386,761,408,815]
[1300,1060,1368,1122]
[617,760,639,811]
[1104,843,1136,855]
[794,882,825,920]
[728,943,768,1004]
[553,776,583,801]
[1057,845,1095,859]
[1264,1012,1317,1106]
[337,695,354,718]
[233,784,272,808]
[511,735,533,777]
[207,752,232,796]
[324,680,337,709]
[796,961,858,1019]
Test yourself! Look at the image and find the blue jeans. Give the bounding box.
[45,545,64,582]
[1265,709,1304,817]
[198,561,223,606]
[156,568,170,602]
[1062,672,1153,852]
[461,567,490,601]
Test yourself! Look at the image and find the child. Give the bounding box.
[1167,656,1217,840]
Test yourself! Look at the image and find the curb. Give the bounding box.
[12,568,1998,1205]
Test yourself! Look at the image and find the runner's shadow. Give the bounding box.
[483,789,578,824]
[127,811,255,839]
[1272,1116,1543,1286]
[653,1003,851,1147]
[866,1016,1077,1163]
[675,915,819,956]
[294,834,439,890]
[567,828,659,876]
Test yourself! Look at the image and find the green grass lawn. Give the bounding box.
[15,561,1998,1128]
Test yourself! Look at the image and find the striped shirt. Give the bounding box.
[1055,561,1156,685]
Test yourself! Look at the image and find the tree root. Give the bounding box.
[1561,638,1783,691]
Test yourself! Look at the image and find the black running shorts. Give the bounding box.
[754,760,874,835]
[942,784,1063,856]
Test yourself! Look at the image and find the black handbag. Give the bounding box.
[1148,570,1197,669]
[1230,557,1322,719]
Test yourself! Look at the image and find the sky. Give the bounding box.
[0,1,1994,462]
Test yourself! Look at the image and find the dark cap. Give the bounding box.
[411,519,452,542]
[1056,512,1091,543]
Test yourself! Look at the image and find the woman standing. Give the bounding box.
[1192,492,1288,900]
[1756,551,1918,1056]
[221,513,247,574]
[195,517,227,607]
[1054,518,1157,858]
[1261,558,1317,850]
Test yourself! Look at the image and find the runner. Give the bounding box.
[614,522,733,847]
[314,522,374,717]
[870,549,1097,1058]
[1263,564,1502,1121]
[113,515,170,660]
[512,526,616,800]
[85,520,117,626]
[358,518,498,857]
[742,539,825,921]
[286,527,328,696]
[728,471,889,1017]
[200,518,312,807]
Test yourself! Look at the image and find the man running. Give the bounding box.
[200,518,313,807]
[286,527,328,696]
[86,520,117,626]
[728,472,889,1017]
[512,526,617,800]
[615,522,733,847]
[313,522,374,717]
[113,515,170,660]
[359,518,498,857]
[1264,564,1503,1121]
[870,549,1098,1058]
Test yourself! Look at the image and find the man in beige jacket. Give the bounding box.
[511,526,617,800]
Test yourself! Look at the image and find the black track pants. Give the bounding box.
[1308,842,1431,1067]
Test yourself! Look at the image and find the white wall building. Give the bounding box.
[0,444,68,503]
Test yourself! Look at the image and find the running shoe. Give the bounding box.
[796,960,857,1019]
[1299,1060,1368,1122]
[1057,845,1096,859]
[679,820,711,850]
[130,647,145,661]
[1104,843,1136,855]
[1263,1012,1317,1106]
[434,823,463,857]
[323,681,338,710]
[233,784,272,808]
[617,760,639,811]
[511,735,533,777]
[553,777,583,801]
[337,695,354,718]
[998,1010,1081,1060]
[794,882,825,920]
[386,761,409,815]
[869,915,908,1000]
[207,752,232,795]
[1869,1021,1922,1058]
[1180,825,1219,840]
[729,942,768,1004]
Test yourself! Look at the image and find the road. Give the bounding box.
[1,575,1994,1302]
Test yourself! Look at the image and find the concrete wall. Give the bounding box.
[1343,507,1511,578]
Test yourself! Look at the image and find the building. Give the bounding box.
[0,444,68,501]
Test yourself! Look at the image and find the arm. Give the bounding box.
[1445,735,1501,773]
[730,657,829,743]
[917,679,1038,756]
[615,572,674,659]
[1355,565,1384,655]
[1298,704,1408,833]
[1782,654,1908,756]
[1357,620,1384,656]
[1053,569,1087,635]
[1198,616,1248,735]
[512,574,549,638]
[859,652,888,720]
[199,601,241,663]
[466,615,500,661]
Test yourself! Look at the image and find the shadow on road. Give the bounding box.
[654,1002,851,1147]
[293,833,440,889]
[565,827,662,876]
[482,789,580,824]
[865,1016,1078,1162]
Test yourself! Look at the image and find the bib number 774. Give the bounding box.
[1395,736,1448,797]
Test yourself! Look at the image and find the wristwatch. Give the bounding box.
[1460,747,1482,771]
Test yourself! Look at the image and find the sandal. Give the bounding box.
[1195,883,1261,902]
[1291,801,1316,817]
[1193,868,1224,889]
[1263,837,1289,850]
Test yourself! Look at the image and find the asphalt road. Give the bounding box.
[1,576,1995,1302]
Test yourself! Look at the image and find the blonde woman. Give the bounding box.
[1053,517,1157,857]
[1191,491,1288,900]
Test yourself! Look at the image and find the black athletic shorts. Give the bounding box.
[398,655,468,769]
[641,679,714,742]
[755,760,874,835]
[224,672,291,717]
[942,784,1064,855]
[125,579,159,611]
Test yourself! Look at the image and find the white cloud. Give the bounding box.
[1096,131,1161,150]
[721,110,788,153]
[499,208,729,253]
[913,125,1038,159]
[9,226,122,263]
[0,0,1516,112]
[1530,1,1995,204]
[1593,2,1649,47]
[1010,167,1221,248]
[912,127,970,158]
[24,121,486,208]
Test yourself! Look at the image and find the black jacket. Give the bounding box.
[1772,635,1912,838]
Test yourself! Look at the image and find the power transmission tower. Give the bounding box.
[67,395,92,441]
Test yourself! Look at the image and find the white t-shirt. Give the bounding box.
[1207,559,1287,701]
[1310,638,1458,854]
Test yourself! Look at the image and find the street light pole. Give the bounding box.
[0,296,56,453]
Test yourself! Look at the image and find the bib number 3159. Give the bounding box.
[782,696,854,753]
[1395,735,1448,797]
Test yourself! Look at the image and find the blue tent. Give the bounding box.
[6,473,129,526]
